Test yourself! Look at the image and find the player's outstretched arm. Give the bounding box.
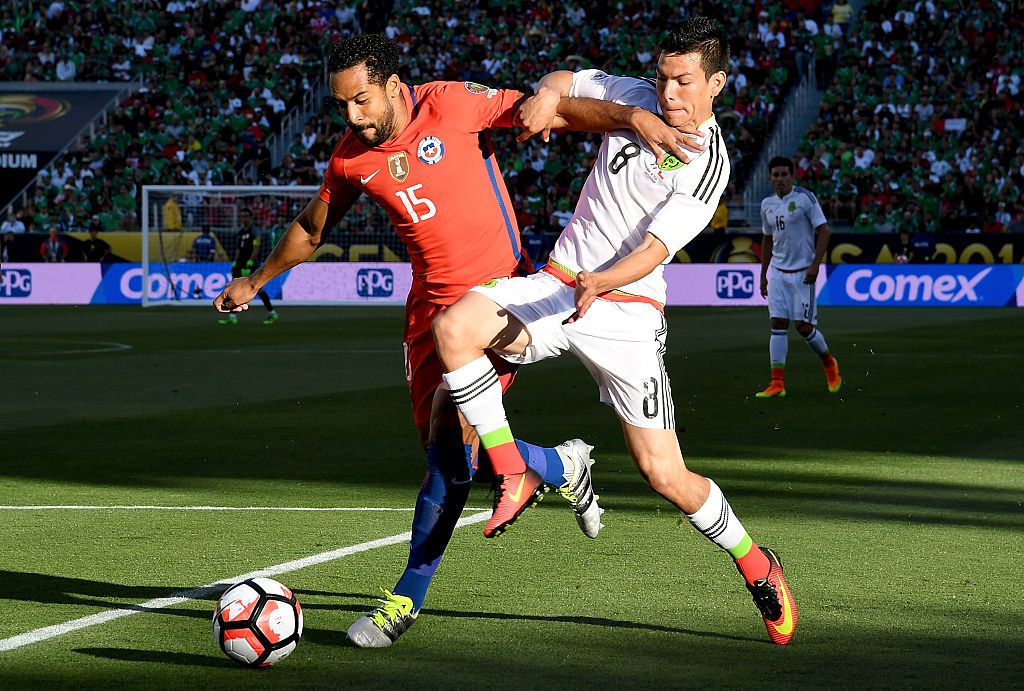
[214,193,354,312]
[515,69,704,164]
[566,233,669,324]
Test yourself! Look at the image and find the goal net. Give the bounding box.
[140,185,409,306]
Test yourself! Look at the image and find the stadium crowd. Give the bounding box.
[1,0,811,243]
[6,1,1018,244]
[795,0,1024,234]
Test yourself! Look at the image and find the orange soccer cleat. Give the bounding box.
[755,380,787,398]
[824,357,842,393]
[483,468,544,538]
[745,547,797,645]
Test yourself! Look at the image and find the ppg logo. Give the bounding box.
[0,268,32,298]
[715,269,754,299]
[357,268,394,297]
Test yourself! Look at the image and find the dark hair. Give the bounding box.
[326,33,400,87]
[768,156,794,173]
[660,17,730,78]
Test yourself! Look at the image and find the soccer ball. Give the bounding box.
[213,577,303,667]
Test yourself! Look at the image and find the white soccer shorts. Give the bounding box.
[767,264,818,324]
[470,272,675,430]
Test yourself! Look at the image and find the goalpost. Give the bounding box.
[140,185,317,307]
[139,185,411,307]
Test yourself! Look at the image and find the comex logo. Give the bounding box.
[357,268,394,298]
[0,268,32,297]
[846,268,991,303]
[716,269,754,299]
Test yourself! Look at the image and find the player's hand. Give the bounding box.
[564,270,602,324]
[516,87,561,142]
[804,264,820,285]
[760,273,769,298]
[214,277,257,313]
[629,109,706,166]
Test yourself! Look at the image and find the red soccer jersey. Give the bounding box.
[320,81,525,304]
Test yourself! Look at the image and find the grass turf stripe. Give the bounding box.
[0,510,490,653]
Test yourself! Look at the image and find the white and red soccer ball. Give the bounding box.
[213,577,303,667]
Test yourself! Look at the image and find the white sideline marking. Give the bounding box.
[0,340,132,356]
[0,505,489,511]
[0,510,490,653]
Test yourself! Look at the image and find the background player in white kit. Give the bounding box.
[432,17,798,646]
[757,156,842,398]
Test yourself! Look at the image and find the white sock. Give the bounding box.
[804,328,829,356]
[769,329,788,367]
[442,356,507,436]
[685,478,747,552]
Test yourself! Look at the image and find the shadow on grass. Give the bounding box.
[0,571,215,619]
[73,647,229,667]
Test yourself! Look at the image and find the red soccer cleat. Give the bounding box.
[483,468,544,538]
[745,546,797,645]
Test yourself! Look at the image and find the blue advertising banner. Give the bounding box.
[90,263,289,304]
[818,265,1024,307]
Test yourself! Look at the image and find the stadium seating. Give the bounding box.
[796,0,1023,233]
[1,1,812,238]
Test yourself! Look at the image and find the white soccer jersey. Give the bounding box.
[545,69,730,307]
[760,186,827,271]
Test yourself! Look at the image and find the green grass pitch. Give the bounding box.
[1,304,1021,689]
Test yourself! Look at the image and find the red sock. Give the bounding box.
[485,440,526,475]
[771,366,785,382]
[735,542,771,585]
[821,353,835,367]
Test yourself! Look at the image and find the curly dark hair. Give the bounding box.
[768,156,795,173]
[659,17,730,78]
[325,33,400,86]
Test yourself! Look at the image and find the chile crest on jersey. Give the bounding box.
[417,136,444,165]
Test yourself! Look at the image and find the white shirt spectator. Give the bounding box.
[853,147,875,169]
[914,0,936,18]
[50,164,72,188]
[895,9,915,24]
[566,3,586,26]
[914,99,935,121]
[56,58,77,81]
[766,30,786,50]
[802,18,819,36]
[241,0,259,10]
[2,216,26,234]
[266,95,286,114]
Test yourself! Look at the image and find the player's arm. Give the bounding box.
[565,233,669,324]
[515,70,704,164]
[760,234,774,298]
[805,222,830,285]
[214,190,357,312]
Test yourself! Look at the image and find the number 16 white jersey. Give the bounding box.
[546,69,730,308]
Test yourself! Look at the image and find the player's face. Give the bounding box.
[655,52,727,128]
[330,64,400,147]
[770,165,794,196]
